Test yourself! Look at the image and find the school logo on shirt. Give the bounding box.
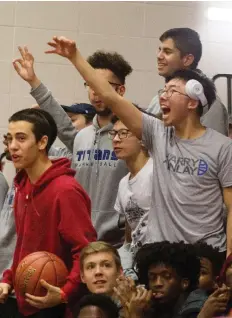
[75,149,118,168]
[163,154,208,176]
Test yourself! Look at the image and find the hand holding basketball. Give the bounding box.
[46,36,77,61]
[25,279,62,309]
[0,282,11,304]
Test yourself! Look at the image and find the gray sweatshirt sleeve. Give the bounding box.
[0,172,8,211]
[201,96,228,136]
[48,145,73,161]
[30,83,77,151]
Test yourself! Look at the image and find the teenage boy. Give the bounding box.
[13,47,132,248]
[61,103,96,131]
[109,113,153,277]
[147,27,228,136]
[194,242,224,294]
[43,36,232,255]
[79,241,128,317]
[129,241,207,318]
[0,108,96,318]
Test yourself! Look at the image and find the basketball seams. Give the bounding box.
[15,255,48,290]
[46,252,58,286]
[31,260,50,295]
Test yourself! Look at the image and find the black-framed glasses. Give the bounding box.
[108,129,132,140]
[84,81,122,89]
[158,88,189,99]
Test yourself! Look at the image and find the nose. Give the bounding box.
[94,265,103,276]
[8,138,18,151]
[153,276,164,288]
[157,49,164,60]
[113,133,121,142]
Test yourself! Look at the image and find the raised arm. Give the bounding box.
[45,36,143,139]
[12,46,77,151]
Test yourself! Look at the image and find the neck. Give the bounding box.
[126,152,149,179]
[97,114,113,128]
[174,116,206,139]
[25,155,52,184]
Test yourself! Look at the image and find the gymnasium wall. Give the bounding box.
[1,1,231,183]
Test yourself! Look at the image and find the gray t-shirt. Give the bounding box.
[142,114,232,251]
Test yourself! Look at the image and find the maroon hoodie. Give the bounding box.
[2,158,96,316]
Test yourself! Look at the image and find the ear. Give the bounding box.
[117,85,126,97]
[80,271,86,284]
[181,278,190,291]
[37,135,48,151]
[182,54,195,68]
[187,99,199,112]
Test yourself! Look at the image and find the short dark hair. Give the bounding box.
[134,241,200,292]
[166,69,216,116]
[160,28,202,69]
[84,113,95,125]
[75,294,119,318]
[87,50,133,84]
[194,242,224,277]
[9,108,57,153]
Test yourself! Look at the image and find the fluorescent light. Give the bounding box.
[207,7,232,22]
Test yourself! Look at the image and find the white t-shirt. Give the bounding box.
[114,158,153,249]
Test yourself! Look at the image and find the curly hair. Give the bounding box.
[134,241,200,292]
[194,242,224,277]
[75,294,119,318]
[87,50,133,84]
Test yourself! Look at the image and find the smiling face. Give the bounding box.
[81,251,121,295]
[157,38,193,77]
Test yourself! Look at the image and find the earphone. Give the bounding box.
[185,79,208,115]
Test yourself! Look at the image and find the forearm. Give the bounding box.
[30,82,77,151]
[227,209,232,256]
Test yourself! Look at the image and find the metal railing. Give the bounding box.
[212,74,232,115]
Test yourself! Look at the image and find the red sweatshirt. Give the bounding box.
[2,158,96,316]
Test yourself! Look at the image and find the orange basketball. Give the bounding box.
[14,251,69,297]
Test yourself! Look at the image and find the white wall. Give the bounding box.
[1,1,232,183]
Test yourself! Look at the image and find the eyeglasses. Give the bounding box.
[84,81,121,89]
[158,88,189,99]
[108,129,132,140]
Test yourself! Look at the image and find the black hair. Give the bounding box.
[87,50,133,84]
[9,108,57,153]
[166,69,216,116]
[134,241,200,292]
[194,242,224,277]
[75,294,119,318]
[83,113,95,125]
[111,104,160,125]
[160,28,202,69]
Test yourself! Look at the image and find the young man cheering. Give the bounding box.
[41,36,232,256]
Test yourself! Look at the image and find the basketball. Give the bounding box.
[14,251,69,297]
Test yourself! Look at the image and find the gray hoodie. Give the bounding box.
[0,172,8,211]
[0,183,16,279]
[31,83,128,247]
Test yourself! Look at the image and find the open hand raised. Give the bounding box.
[45,36,77,61]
